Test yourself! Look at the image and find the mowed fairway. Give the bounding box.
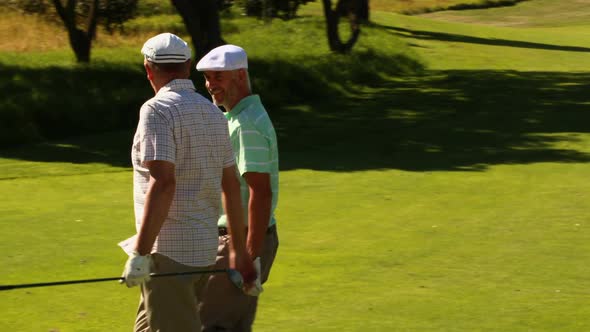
[2,0,590,331]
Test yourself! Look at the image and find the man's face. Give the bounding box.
[203,70,240,109]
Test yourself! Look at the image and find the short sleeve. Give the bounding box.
[236,125,271,175]
[222,119,236,168]
[137,105,175,165]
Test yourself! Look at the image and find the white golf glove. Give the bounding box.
[245,257,263,297]
[121,252,152,288]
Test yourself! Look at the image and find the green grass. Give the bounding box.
[326,0,530,15]
[0,169,137,331]
[370,9,590,71]
[2,155,590,331]
[262,165,590,331]
[2,0,590,331]
[420,0,590,27]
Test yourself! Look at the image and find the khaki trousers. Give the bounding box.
[134,253,212,332]
[198,226,279,332]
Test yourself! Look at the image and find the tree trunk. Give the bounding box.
[69,29,92,62]
[171,0,225,60]
[358,0,369,22]
[321,0,362,54]
[51,0,98,63]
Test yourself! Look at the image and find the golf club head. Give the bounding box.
[227,268,244,289]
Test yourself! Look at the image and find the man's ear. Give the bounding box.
[144,62,153,81]
[237,68,247,82]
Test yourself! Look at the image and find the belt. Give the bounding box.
[219,224,276,236]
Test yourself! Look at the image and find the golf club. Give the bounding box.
[0,268,243,291]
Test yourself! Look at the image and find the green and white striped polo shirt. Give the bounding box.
[218,95,279,228]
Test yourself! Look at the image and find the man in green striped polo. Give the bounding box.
[196,44,280,332]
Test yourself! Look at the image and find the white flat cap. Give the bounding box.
[141,33,191,63]
[196,44,248,71]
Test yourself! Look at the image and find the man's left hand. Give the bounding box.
[245,256,263,296]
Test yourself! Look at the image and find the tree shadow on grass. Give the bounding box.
[381,25,590,53]
[0,62,148,147]
[274,69,590,171]
[0,130,135,169]
[0,62,148,168]
[1,55,589,172]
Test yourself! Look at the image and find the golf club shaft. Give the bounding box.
[0,269,229,291]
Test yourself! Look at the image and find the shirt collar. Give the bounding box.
[156,79,196,96]
[226,95,261,119]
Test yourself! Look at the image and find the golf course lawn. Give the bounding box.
[1,0,590,331]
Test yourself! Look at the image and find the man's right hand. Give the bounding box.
[121,252,152,287]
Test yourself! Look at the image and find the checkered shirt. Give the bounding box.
[132,79,235,267]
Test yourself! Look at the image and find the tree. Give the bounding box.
[52,0,138,62]
[321,0,369,53]
[172,0,367,57]
[11,0,137,63]
[171,0,227,60]
[51,0,99,63]
[99,0,140,34]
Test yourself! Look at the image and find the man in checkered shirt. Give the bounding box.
[119,33,256,332]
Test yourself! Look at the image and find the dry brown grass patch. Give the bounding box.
[0,9,153,53]
[0,11,69,52]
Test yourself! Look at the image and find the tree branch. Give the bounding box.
[51,0,69,25]
[86,0,99,39]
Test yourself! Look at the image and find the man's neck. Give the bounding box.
[225,92,252,113]
[153,77,179,94]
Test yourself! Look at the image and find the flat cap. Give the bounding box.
[141,33,191,63]
[196,44,248,71]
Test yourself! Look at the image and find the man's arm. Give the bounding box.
[243,172,272,259]
[222,165,256,284]
[135,160,176,255]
